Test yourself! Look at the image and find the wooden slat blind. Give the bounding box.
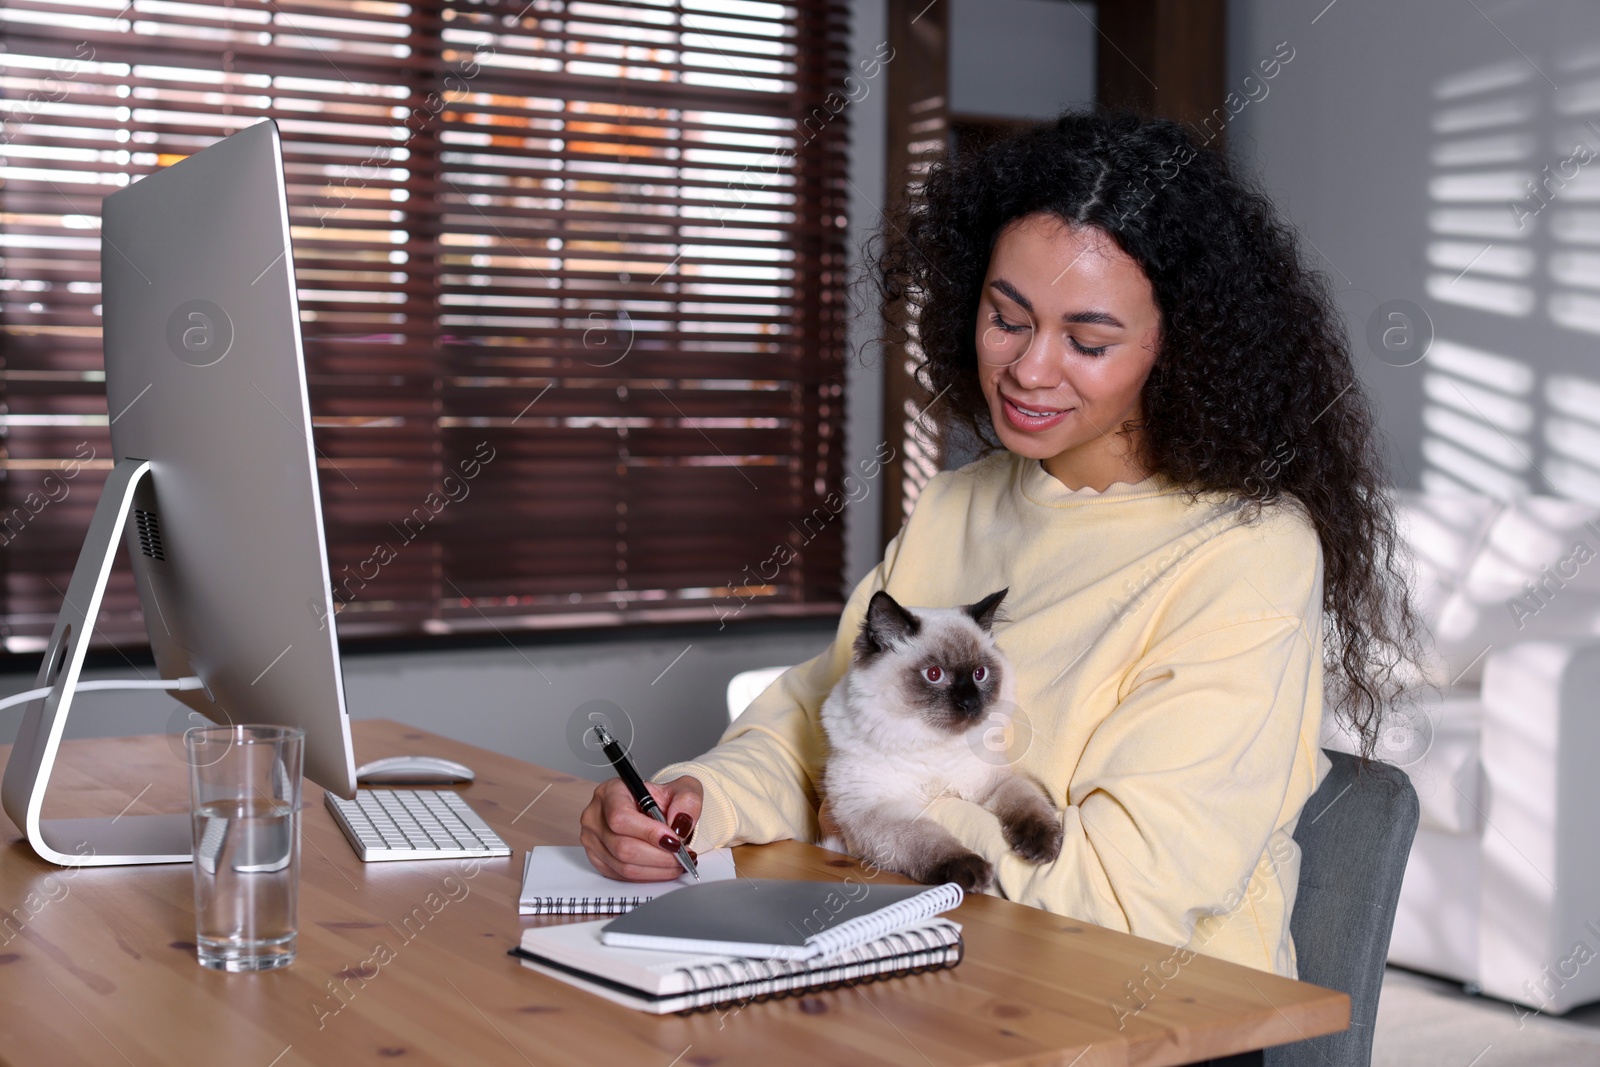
[0,0,851,653]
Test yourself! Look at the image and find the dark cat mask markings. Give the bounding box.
[857,589,1011,733]
[907,627,1007,732]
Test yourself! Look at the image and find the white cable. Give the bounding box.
[0,675,204,714]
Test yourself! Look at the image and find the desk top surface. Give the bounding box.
[0,720,1347,1067]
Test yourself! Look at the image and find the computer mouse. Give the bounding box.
[355,755,476,785]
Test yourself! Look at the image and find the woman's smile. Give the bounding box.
[999,393,1074,432]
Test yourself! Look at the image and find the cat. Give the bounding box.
[817,587,1064,893]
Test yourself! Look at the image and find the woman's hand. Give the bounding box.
[579,775,704,881]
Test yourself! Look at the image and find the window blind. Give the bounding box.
[0,0,851,653]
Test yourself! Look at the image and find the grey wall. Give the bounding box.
[1228,0,1600,500]
[949,0,1096,119]
[0,622,838,781]
[0,1,891,783]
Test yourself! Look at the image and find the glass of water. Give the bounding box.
[185,724,304,972]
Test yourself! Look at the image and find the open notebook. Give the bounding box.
[519,846,739,914]
[599,878,965,961]
[510,915,964,1015]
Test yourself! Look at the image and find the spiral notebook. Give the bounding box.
[510,915,963,1015]
[598,878,965,961]
[519,846,739,915]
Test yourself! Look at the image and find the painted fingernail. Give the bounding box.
[672,813,693,838]
[688,850,698,861]
[659,834,681,852]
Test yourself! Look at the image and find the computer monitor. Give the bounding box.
[0,119,357,866]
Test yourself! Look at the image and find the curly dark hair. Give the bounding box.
[872,107,1431,758]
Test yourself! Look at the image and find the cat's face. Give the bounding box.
[853,589,1009,734]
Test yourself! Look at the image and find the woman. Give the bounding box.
[578,109,1427,980]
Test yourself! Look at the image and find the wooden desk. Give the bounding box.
[0,721,1347,1066]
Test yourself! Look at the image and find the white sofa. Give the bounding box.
[1368,490,1600,1015]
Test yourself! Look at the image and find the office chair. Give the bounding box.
[1264,749,1420,1067]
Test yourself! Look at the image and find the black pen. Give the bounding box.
[591,724,699,881]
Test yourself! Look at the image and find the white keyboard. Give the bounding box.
[325,788,511,862]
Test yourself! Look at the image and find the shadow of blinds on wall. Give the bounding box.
[0,0,851,653]
[1422,58,1539,500]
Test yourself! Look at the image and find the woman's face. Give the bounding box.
[974,214,1162,486]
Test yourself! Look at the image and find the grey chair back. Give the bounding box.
[1264,749,1419,1067]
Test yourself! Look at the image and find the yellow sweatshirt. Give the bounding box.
[652,450,1329,978]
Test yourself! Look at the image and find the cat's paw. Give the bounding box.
[817,832,851,855]
[1003,810,1064,864]
[924,851,994,893]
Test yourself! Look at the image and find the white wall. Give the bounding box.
[0,622,836,780]
[1228,0,1600,499]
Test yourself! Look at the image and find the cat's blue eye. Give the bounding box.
[973,666,987,682]
[923,665,942,683]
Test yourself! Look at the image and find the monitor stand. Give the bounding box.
[1,459,193,866]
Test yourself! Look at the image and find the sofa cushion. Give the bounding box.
[1404,697,1483,836]
[1324,689,1483,836]
[1389,826,1481,981]
[1395,490,1600,685]
[1474,495,1600,596]
[1426,585,1600,686]
[1393,490,1503,594]
[1393,491,1502,686]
